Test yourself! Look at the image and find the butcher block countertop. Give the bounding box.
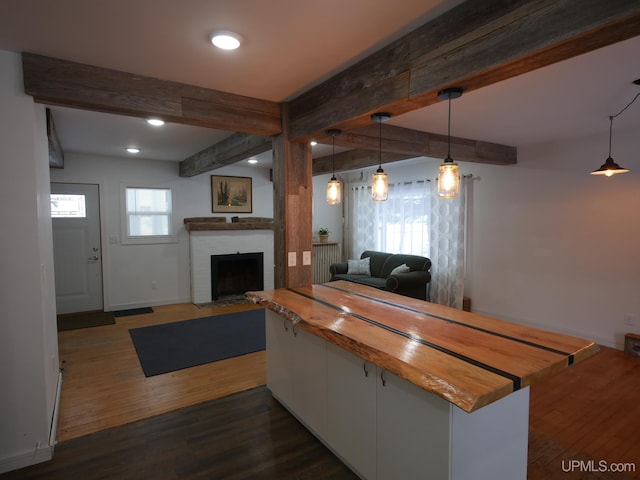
[246,281,598,413]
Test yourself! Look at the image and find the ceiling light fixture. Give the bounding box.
[146,118,165,127]
[591,79,640,177]
[126,147,140,154]
[437,87,464,198]
[326,129,342,205]
[248,158,258,164]
[209,30,242,50]
[371,112,390,202]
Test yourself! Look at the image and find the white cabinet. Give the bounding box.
[327,342,377,480]
[265,310,327,438]
[327,343,450,480]
[266,309,529,480]
[377,369,450,480]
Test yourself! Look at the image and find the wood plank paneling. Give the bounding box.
[288,0,640,141]
[22,53,281,136]
[179,133,272,177]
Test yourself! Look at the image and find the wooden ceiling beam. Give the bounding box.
[179,133,272,177]
[288,0,640,142]
[322,123,516,166]
[22,53,281,136]
[313,149,412,176]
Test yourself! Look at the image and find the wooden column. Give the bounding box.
[272,104,313,288]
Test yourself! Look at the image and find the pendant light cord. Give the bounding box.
[378,117,382,168]
[332,134,336,174]
[447,95,452,159]
[608,91,640,156]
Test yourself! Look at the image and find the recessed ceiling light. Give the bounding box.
[126,147,140,154]
[209,30,242,50]
[310,141,318,146]
[248,158,258,164]
[146,118,165,127]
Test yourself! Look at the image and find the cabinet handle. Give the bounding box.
[292,324,298,337]
[380,369,386,387]
[283,319,288,332]
[363,361,369,377]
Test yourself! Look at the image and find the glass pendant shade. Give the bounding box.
[325,128,342,204]
[372,167,389,202]
[591,156,629,176]
[326,176,341,204]
[437,87,464,199]
[437,158,460,198]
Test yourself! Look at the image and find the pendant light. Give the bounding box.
[326,129,342,205]
[371,112,390,202]
[590,116,630,176]
[437,87,463,198]
[591,80,639,177]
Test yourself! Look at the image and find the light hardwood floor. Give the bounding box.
[57,302,266,442]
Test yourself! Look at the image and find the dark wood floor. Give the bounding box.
[0,386,357,480]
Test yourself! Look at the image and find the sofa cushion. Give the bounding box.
[347,257,371,275]
[360,250,392,278]
[380,253,431,278]
[331,274,387,290]
[390,263,410,275]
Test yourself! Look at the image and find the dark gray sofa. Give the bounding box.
[329,250,431,300]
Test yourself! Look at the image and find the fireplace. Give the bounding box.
[211,252,264,300]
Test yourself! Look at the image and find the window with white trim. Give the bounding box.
[124,187,173,239]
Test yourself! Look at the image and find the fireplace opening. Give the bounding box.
[211,252,264,301]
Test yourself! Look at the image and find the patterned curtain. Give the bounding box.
[428,176,469,309]
[346,180,430,258]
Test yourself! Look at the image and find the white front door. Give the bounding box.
[51,183,103,314]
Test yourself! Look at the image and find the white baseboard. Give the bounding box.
[49,370,63,448]
[0,444,53,475]
[106,296,191,312]
[0,371,63,475]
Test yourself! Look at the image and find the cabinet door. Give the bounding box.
[291,325,328,439]
[327,343,377,480]
[377,370,451,480]
[265,310,295,408]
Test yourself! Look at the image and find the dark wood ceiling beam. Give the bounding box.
[179,133,272,177]
[329,123,516,166]
[313,149,412,176]
[22,53,281,136]
[288,0,640,142]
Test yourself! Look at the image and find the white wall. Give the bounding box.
[0,50,59,473]
[466,129,640,349]
[314,130,640,349]
[50,153,273,310]
[312,172,345,245]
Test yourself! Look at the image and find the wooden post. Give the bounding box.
[272,104,313,288]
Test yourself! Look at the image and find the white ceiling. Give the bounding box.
[0,0,638,167]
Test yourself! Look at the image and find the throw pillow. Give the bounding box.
[347,257,371,275]
[390,263,410,275]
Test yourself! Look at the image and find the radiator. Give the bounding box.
[313,243,341,284]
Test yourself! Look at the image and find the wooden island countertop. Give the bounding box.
[247,280,598,413]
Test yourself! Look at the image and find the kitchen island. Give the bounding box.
[247,281,598,480]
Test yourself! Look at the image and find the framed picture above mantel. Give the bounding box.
[211,175,252,213]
